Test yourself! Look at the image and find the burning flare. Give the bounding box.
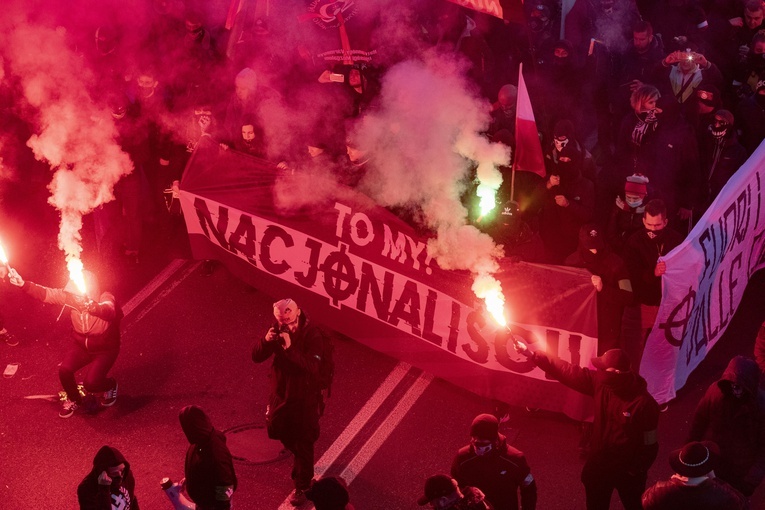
[67,258,87,296]
[472,273,507,327]
[0,242,9,268]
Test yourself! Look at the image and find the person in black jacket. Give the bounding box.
[688,356,765,496]
[8,268,121,418]
[641,440,748,509]
[252,298,326,506]
[77,445,139,510]
[178,405,237,510]
[451,413,536,510]
[514,343,659,510]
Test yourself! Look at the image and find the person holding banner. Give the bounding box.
[514,343,659,510]
[8,269,122,418]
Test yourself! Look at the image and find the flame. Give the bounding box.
[67,258,87,296]
[0,243,8,265]
[472,273,507,327]
[476,183,497,218]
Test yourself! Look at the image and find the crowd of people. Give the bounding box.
[3,0,765,508]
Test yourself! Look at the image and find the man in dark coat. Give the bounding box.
[179,405,237,510]
[642,440,748,509]
[252,298,327,506]
[77,445,139,510]
[451,413,536,510]
[566,224,633,355]
[514,344,659,510]
[688,356,765,496]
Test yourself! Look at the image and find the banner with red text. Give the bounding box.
[179,149,598,420]
[642,142,765,404]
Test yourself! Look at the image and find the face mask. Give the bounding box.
[473,442,493,456]
[626,197,643,208]
[111,475,123,487]
[646,229,665,240]
[554,137,569,152]
[528,18,548,33]
[637,109,658,123]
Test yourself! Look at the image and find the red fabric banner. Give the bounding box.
[446,0,525,23]
[514,65,546,178]
[179,148,598,420]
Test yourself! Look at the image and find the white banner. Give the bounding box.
[641,142,765,403]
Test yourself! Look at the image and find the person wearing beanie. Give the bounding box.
[514,341,659,510]
[179,405,237,510]
[688,356,765,496]
[641,440,748,509]
[451,413,537,510]
[305,476,355,510]
[606,174,650,256]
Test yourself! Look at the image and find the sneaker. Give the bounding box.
[102,382,118,407]
[59,399,79,418]
[289,488,307,506]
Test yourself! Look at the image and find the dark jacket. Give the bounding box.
[252,312,325,441]
[624,226,684,306]
[77,446,139,510]
[451,434,536,510]
[179,405,237,509]
[531,352,659,474]
[688,356,765,496]
[606,198,647,256]
[641,475,749,509]
[24,282,122,352]
[699,130,748,209]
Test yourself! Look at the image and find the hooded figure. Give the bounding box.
[688,356,765,496]
[77,445,139,509]
[699,109,747,209]
[517,346,659,510]
[451,414,537,510]
[179,405,237,509]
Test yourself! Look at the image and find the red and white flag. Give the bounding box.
[514,64,546,178]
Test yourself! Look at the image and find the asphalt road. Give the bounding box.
[1,182,765,509]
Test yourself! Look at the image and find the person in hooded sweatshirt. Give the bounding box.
[77,445,139,510]
[178,405,237,510]
[514,343,659,510]
[688,355,765,497]
[451,413,537,510]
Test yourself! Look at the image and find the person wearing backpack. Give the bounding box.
[253,298,332,506]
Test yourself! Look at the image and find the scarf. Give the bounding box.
[670,65,702,103]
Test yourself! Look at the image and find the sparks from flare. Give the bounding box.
[0,243,9,268]
[67,258,87,296]
[472,273,507,327]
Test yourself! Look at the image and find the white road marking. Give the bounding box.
[123,260,201,327]
[123,259,190,316]
[277,363,432,509]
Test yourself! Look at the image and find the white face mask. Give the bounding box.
[473,442,493,456]
[554,137,569,152]
[625,197,643,208]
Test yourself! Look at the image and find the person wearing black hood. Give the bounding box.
[451,413,537,510]
[565,224,633,355]
[78,445,139,510]
[178,405,237,510]
[699,109,747,211]
[539,119,595,263]
[513,344,659,510]
[688,355,765,497]
[735,78,765,154]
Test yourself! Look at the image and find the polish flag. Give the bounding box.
[514,64,546,178]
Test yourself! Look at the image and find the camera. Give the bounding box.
[272,322,289,345]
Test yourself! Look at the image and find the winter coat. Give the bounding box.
[641,475,749,509]
[179,405,237,509]
[624,226,684,306]
[688,356,765,496]
[77,446,139,510]
[531,352,659,474]
[451,434,537,510]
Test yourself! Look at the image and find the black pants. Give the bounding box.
[282,436,316,491]
[59,341,118,404]
[581,455,646,510]
[278,398,321,491]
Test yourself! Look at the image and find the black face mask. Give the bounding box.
[529,18,548,33]
[646,228,666,241]
[111,475,123,487]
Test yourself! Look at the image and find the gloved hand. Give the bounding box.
[513,337,533,358]
[8,268,24,287]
